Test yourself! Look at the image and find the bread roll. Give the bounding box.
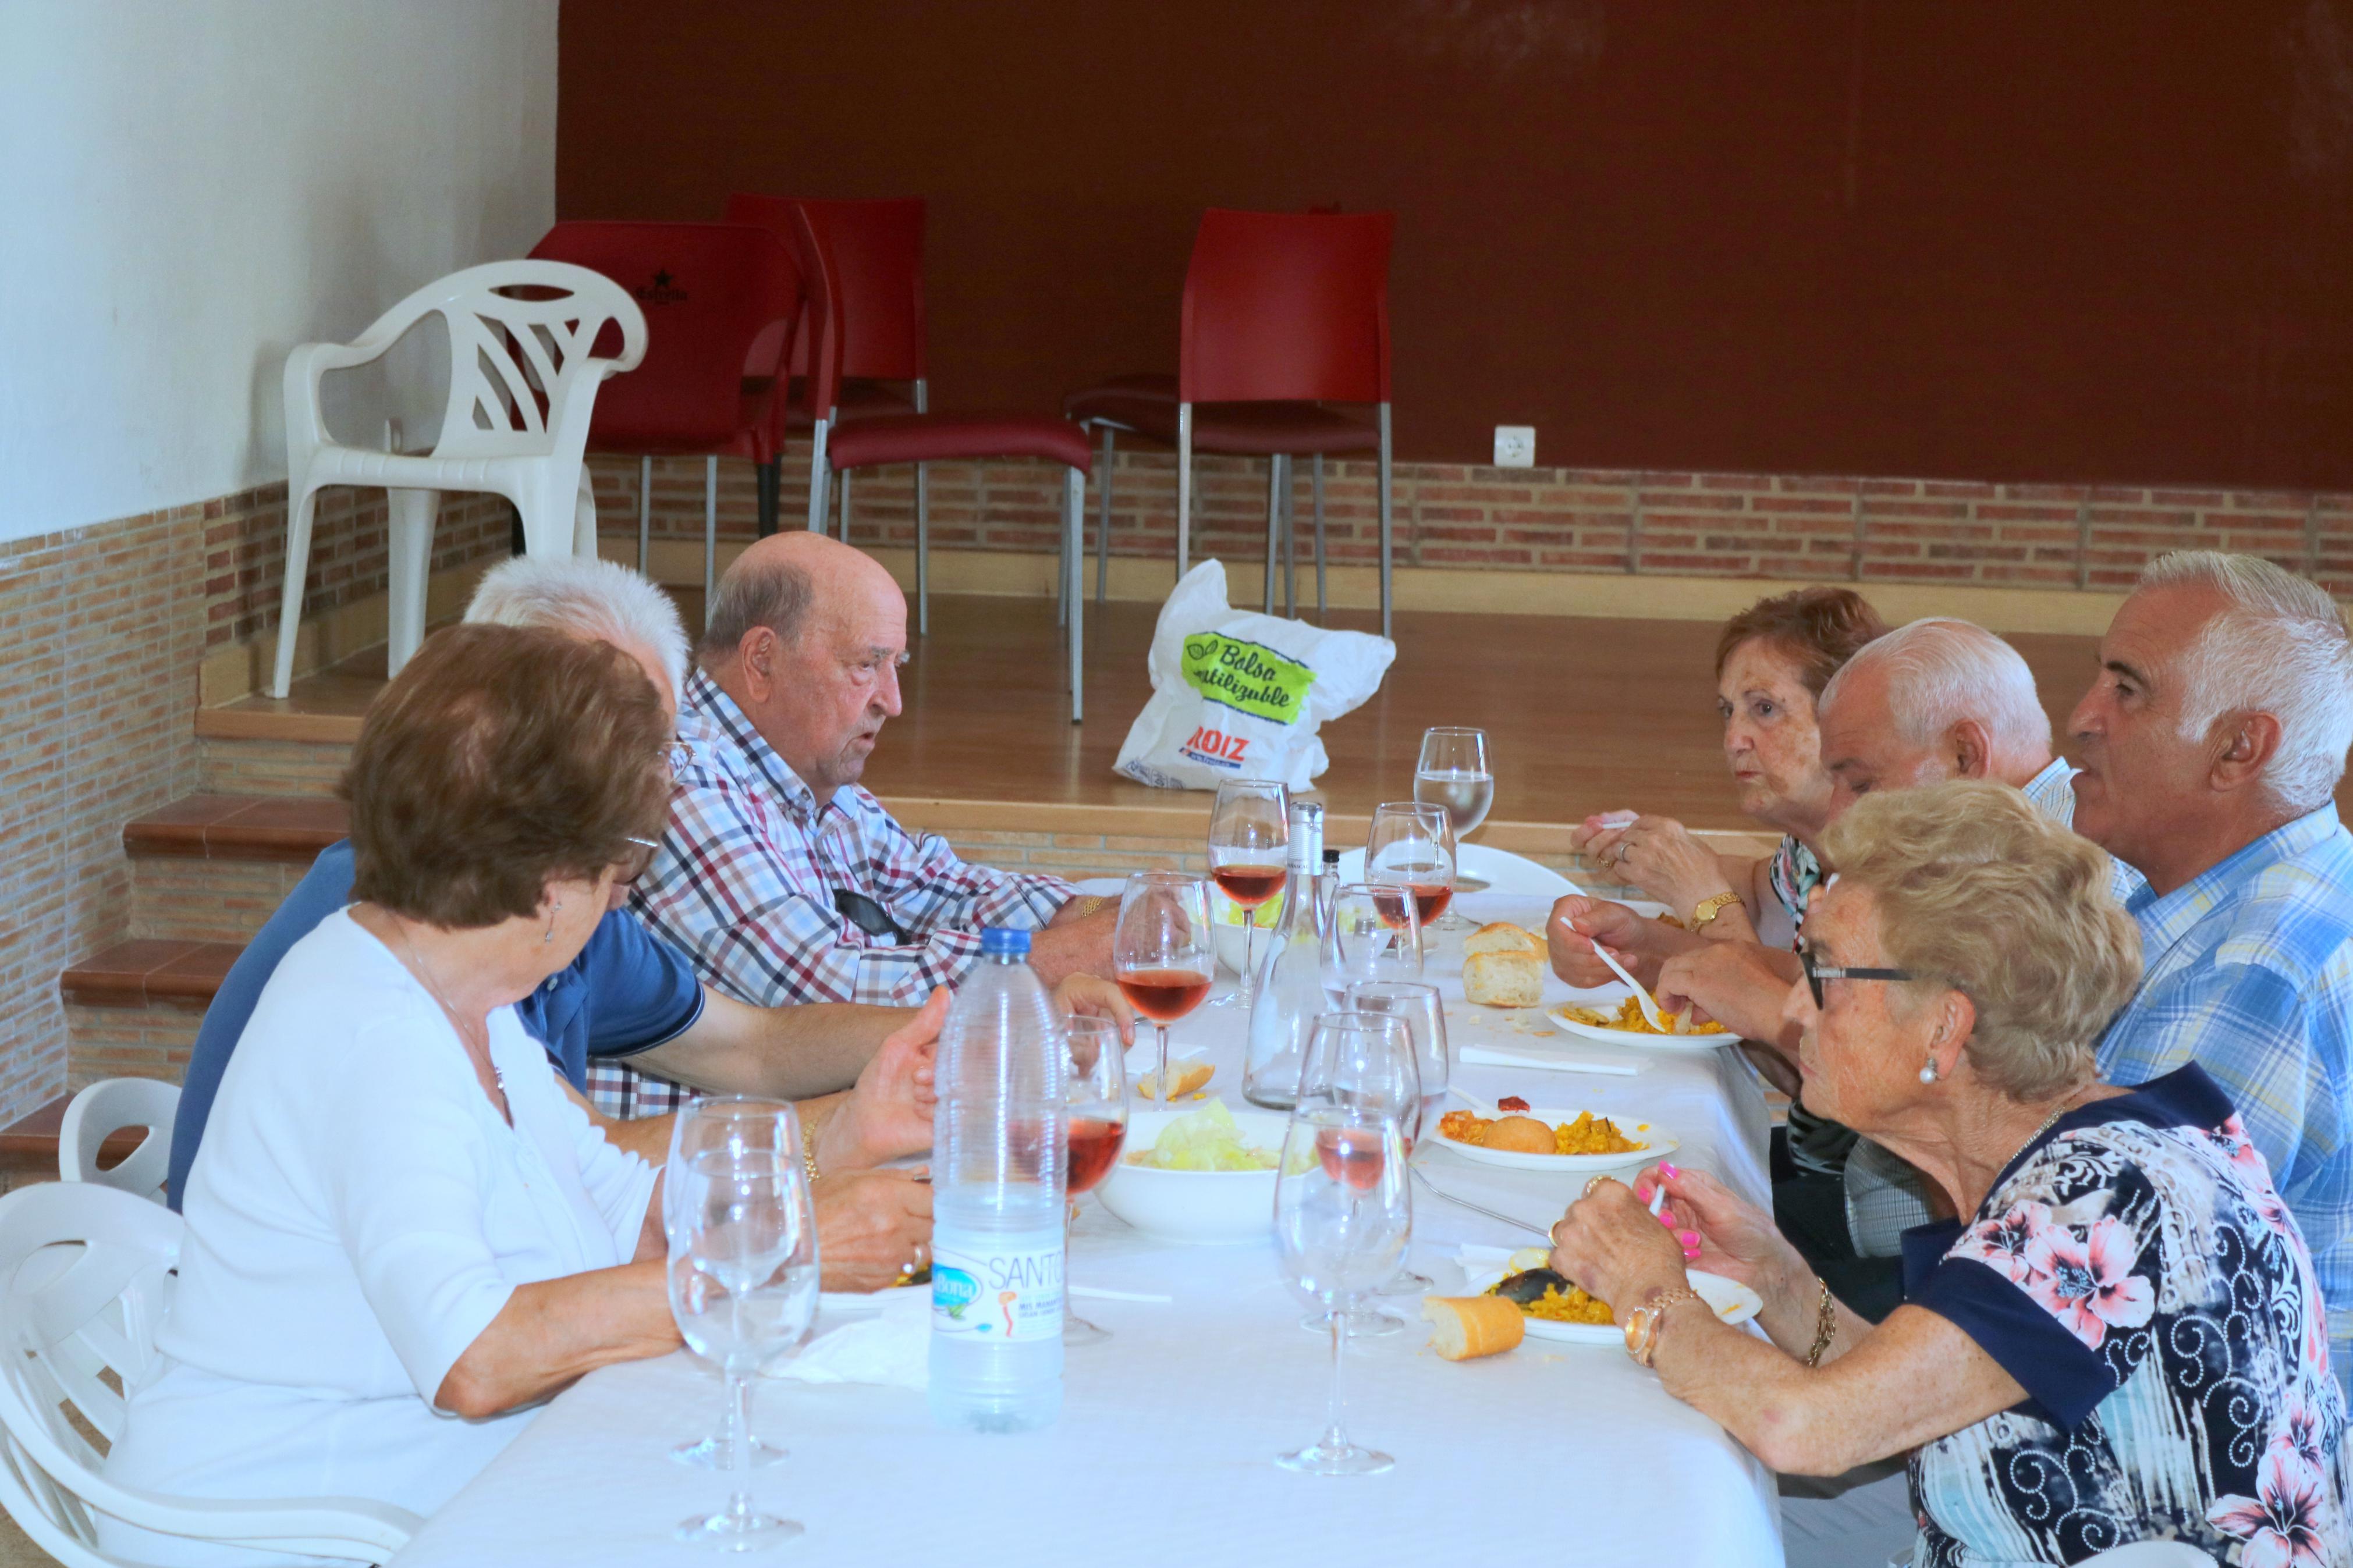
[1463,921,1543,958]
[1486,1115,1556,1153]
[1421,1295,1525,1360]
[1138,1061,1214,1101]
[1463,949,1544,1007]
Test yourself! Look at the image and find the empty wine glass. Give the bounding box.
[1207,778,1290,1007]
[1413,728,1490,930]
[1060,1014,1128,1345]
[1296,1011,1419,1332]
[1113,872,1215,1104]
[1367,802,1457,934]
[1273,1103,1410,1476]
[1343,980,1449,1295]
[666,1097,821,1548]
[666,1106,786,1473]
[1322,881,1424,1005]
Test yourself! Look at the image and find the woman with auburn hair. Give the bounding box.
[106,624,693,1562]
[1550,781,2350,1566]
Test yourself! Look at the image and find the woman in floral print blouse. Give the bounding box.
[1550,780,2350,1567]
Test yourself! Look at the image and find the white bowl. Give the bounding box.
[1094,1105,1289,1245]
[1210,888,1284,977]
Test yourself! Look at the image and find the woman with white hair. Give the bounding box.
[1550,780,2350,1565]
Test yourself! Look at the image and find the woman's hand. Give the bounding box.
[813,1168,934,1293]
[1653,940,1800,1043]
[817,989,946,1171]
[1052,973,1136,1048]
[1573,813,1737,919]
[1632,1163,1810,1310]
[1548,1178,1694,1322]
[1546,895,1701,988]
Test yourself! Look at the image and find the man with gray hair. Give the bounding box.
[2070,549,2353,1385]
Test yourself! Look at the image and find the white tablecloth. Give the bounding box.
[391,897,1785,1567]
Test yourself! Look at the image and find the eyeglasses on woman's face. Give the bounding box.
[612,835,661,889]
[1797,942,1916,1011]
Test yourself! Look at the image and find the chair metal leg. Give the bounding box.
[1176,404,1193,582]
[1056,471,1069,630]
[807,418,831,530]
[703,456,718,609]
[1095,426,1114,605]
[1067,467,1085,724]
[1280,453,1297,617]
[638,456,654,572]
[1263,457,1281,614]
[915,460,931,637]
[1377,404,1394,638]
[1312,453,1328,619]
[385,488,438,680]
[755,458,780,538]
[838,469,853,542]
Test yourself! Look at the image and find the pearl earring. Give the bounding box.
[543,899,563,944]
[1919,1058,1939,1085]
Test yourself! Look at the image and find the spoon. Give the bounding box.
[1590,942,1671,1032]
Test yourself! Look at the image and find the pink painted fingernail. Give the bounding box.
[1682,1246,1701,1260]
[1680,1230,1702,1248]
[1656,1210,1677,1228]
[1659,1162,1681,1179]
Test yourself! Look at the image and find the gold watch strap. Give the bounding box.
[1626,1285,1705,1367]
[1690,891,1743,929]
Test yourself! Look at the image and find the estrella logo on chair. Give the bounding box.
[931,1265,978,1320]
[634,269,689,305]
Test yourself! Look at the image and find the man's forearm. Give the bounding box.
[632,993,904,1101]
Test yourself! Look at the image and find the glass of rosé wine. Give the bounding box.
[1206,778,1290,1007]
[1113,872,1215,1105]
[1058,1014,1128,1344]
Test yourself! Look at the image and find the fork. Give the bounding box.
[1590,941,1673,1032]
[1410,1167,1556,1242]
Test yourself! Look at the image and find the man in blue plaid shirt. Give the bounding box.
[2070,551,2353,1387]
[634,533,1122,1018]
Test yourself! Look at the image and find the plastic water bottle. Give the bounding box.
[929,927,1066,1432]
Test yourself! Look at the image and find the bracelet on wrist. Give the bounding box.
[1803,1277,1836,1369]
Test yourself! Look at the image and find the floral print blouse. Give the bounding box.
[1900,1065,2351,1567]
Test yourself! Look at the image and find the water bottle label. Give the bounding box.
[931,1230,1064,1342]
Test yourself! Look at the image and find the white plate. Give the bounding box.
[1548,1005,1734,1053]
[1431,1105,1677,1172]
[1516,1270,1762,1344]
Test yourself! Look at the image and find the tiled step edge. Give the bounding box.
[59,940,239,1009]
[123,795,347,863]
[0,1094,148,1179]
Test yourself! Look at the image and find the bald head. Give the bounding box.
[700,534,908,806]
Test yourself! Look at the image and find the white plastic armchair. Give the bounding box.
[0,1183,421,1565]
[58,1079,180,1206]
[270,260,648,698]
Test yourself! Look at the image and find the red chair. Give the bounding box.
[787,201,1093,721]
[723,196,942,563]
[1064,209,1396,634]
[526,222,800,604]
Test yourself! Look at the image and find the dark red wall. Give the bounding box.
[558,0,2353,487]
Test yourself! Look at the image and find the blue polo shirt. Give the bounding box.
[165,841,705,1210]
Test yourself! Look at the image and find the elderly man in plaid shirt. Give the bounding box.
[634,532,1122,1025]
[2068,550,2353,1389]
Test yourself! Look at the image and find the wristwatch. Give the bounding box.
[1623,1285,1703,1368]
[1690,891,1743,930]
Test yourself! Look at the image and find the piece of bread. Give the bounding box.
[1486,1115,1556,1154]
[1463,922,1544,958]
[1463,948,1545,1007]
[1422,1295,1525,1360]
[1138,1061,1214,1101]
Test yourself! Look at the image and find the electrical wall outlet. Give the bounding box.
[1493,425,1536,468]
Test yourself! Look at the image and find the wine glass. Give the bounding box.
[1413,728,1490,930]
[1060,1014,1128,1345]
[1322,881,1424,1005]
[1272,1103,1410,1476]
[666,1098,821,1548]
[665,1107,787,1473]
[1342,980,1448,1295]
[1113,871,1215,1104]
[1207,778,1290,1007]
[1367,802,1457,935]
[1296,1011,1421,1331]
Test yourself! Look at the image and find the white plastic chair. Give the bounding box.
[0,1183,420,1565]
[1335,842,1578,900]
[57,1080,180,1207]
[271,260,649,698]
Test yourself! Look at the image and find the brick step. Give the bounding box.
[61,939,236,1086]
[124,795,343,946]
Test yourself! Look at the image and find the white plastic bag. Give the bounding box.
[1115,560,1396,791]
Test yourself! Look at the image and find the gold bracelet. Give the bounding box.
[1069,894,1111,920]
[1804,1277,1836,1368]
[800,1118,823,1185]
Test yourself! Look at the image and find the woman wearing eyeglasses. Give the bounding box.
[1549,780,2349,1566]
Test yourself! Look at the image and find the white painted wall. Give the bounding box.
[0,0,559,543]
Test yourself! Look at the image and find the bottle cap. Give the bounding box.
[979,927,1031,957]
[1322,849,1341,866]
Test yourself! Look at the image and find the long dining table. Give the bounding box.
[389,895,1786,1567]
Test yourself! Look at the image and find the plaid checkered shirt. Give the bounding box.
[2095,801,2353,1372]
[597,670,1076,1119]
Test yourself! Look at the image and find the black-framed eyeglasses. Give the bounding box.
[1798,944,1915,1009]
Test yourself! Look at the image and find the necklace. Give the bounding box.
[2015,1090,2083,1164]
[389,916,506,1095]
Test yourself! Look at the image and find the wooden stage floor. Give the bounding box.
[219,593,2111,834]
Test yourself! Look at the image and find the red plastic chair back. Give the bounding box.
[1179,209,1393,406]
[783,198,927,386]
[777,204,850,420]
[527,221,798,454]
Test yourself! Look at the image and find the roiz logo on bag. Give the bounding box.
[635,268,688,305]
[1179,723,1251,770]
